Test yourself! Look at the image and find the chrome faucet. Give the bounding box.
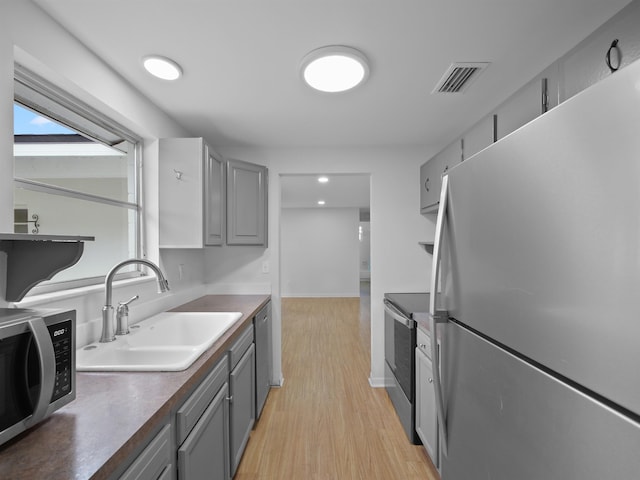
[100,259,170,343]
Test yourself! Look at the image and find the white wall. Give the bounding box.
[1,1,206,343]
[281,207,360,297]
[211,146,436,386]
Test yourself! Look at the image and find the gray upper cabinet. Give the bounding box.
[159,138,225,248]
[420,141,461,214]
[204,148,226,246]
[493,64,559,141]
[462,115,494,161]
[226,159,268,246]
[560,4,640,103]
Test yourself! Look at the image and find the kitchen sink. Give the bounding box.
[76,311,242,371]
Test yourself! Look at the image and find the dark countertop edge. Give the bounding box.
[0,294,271,480]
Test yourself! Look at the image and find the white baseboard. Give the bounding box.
[368,375,387,388]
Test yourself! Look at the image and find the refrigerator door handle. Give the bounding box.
[429,173,450,456]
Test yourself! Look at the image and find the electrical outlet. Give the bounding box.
[261,261,269,274]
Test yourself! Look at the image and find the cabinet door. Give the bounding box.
[226,159,268,246]
[419,161,437,212]
[254,303,272,419]
[421,142,460,213]
[494,68,558,141]
[229,343,256,476]
[178,383,230,480]
[176,357,228,445]
[415,348,438,468]
[120,424,173,480]
[159,138,205,248]
[204,146,225,246]
[462,115,494,161]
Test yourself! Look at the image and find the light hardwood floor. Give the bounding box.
[235,287,440,479]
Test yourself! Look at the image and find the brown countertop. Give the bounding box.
[0,294,270,480]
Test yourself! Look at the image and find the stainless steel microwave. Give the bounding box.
[0,308,75,447]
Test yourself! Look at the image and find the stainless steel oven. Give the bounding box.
[384,293,429,445]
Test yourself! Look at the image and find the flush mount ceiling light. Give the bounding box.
[318,176,329,183]
[142,55,182,81]
[301,46,370,93]
[317,200,326,206]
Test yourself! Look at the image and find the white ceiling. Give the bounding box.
[281,174,370,209]
[33,0,631,152]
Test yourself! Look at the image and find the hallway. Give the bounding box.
[235,289,439,479]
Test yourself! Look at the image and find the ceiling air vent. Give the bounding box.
[432,62,489,94]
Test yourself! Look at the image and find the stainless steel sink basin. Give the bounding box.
[77,311,242,371]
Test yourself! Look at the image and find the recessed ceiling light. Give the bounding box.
[301,46,369,93]
[317,200,326,206]
[142,55,182,80]
[318,176,329,183]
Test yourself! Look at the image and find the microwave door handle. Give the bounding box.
[429,173,450,456]
[25,317,56,427]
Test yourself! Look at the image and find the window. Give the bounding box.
[13,66,143,292]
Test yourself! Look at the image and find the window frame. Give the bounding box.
[13,64,146,295]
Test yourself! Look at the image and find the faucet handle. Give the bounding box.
[119,295,139,308]
[116,295,138,335]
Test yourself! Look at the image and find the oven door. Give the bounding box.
[0,317,56,446]
[384,301,416,400]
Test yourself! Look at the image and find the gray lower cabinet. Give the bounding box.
[254,302,272,419]
[176,356,230,480]
[226,158,268,246]
[415,328,438,469]
[117,319,264,480]
[228,325,256,476]
[178,384,230,480]
[119,423,173,480]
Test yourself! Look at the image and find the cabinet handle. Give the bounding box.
[428,378,433,384]
[419,343,427,349]
[606,39,621,73]
[424,177,430,192]
[541,77,549,114]
[226,395,233,404]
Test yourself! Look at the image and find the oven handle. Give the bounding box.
[384,301,415,329]
[24,317,56,427]
[429,174,450,456]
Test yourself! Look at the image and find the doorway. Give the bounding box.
[279,173,371,300]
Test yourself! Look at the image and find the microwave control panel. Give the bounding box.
[47,319,73,402]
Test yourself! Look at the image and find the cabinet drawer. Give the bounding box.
[119,423,172,480]
[229,324,253,370]
[417,327,431,359]
[176,356,228,444]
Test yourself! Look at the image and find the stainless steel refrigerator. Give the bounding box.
[428,57,640,479]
